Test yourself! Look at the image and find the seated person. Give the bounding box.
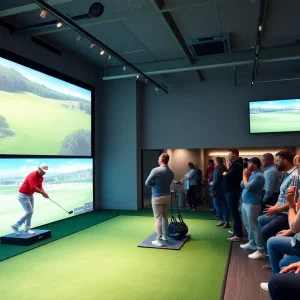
[260,185,300,295]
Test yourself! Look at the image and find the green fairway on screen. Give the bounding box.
[0,56,92,156]
[0,158,93,237]
[249,99,300,133]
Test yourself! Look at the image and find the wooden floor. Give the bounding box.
[223,240,272,300]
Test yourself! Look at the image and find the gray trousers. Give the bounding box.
[241,202,264,252]
[152,195,171,240]
[15,192,34,230]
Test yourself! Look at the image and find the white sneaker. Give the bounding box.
[24,229,35,235]
[151,240,162,247]
[162,235,168,241]
[260,282,269,292]
[248,250,265,260]
[11,225,20,235]
[240,243,257,250]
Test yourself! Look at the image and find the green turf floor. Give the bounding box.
[0,209,216,262]
[0,215,229,300]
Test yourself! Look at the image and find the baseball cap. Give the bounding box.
[249,157,261,168]
[39,164,49,173]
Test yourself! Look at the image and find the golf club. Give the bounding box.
[36,188,73,214]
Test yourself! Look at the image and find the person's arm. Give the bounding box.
[285,186,300,231]
[35,187,49,198]
[28,175,48,198]
[242,169,250,187]
[145,169,156,187]
[223,164,238,179]
[243,173,264,192]
[263,169,278,201]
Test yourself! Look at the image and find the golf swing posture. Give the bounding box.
[11,164,50,235]
[11,164,73,235]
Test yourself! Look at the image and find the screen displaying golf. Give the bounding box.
[0,56,92,156]
[0,158,93,237]
[249,99,300,133]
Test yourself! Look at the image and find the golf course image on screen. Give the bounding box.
[0,56,92,156]
[0,158,93,237]
[249,99,300,133]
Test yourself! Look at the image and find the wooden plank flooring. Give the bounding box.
[223,240,272,300]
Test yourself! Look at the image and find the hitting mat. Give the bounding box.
[138,232,191,250]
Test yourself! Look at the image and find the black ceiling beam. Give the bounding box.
[31,0,169,94]
[152,0,205,82]
[251,0,268,86]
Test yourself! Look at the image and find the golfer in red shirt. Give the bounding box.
[11,164,49,235]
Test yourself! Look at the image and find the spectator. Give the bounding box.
[145,153,174,247]
[240,157,266,259]
[211,157,230,228]
[260,184,300,294]
[243,158,249,169]
[258,150,300,271]
[182,162,198,211]
[223,149,244,241]
[261,153,280,212]
[205,159,215,183]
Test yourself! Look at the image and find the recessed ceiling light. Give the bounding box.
[56,21,63,28]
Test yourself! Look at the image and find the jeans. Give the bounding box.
[213,193,229,222]
[241,203,264,252]
[15,192,34,230]
[261,191,279,213]
[269,273,300,300]
[258,213,289,250]
[225,192,243,237]
[188,185,197,209]
[267,236,300,274]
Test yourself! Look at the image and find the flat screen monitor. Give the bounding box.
[249,99,300,133]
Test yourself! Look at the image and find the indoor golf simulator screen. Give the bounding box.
[249,99,300,133]
[0,158,93,237]
[0,56,92,156]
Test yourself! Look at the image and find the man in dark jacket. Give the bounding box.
[223,149,243,241]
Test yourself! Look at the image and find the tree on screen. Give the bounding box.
[0,115,15,138]
[58,129,91,156]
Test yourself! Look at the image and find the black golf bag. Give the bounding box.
[168,187,188,240]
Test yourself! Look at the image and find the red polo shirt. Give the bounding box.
[19,171,44,196]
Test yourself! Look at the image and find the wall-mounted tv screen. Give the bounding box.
[0,158,93,237]
[0,56,92,156]
[249,99,300,133]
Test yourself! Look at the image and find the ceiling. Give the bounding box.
[2,0,300,86]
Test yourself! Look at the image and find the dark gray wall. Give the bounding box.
[142,79,300,149]
[97,79,141,210]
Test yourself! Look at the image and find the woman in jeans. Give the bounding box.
[210,157,230,228]
[260,184,300,296]
[182,162,197,211]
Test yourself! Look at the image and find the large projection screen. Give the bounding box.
[0,55,92,156]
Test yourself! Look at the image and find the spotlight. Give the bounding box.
[251,81,254,85]
[258,25,262,31]
[77,35,82,42]
[40,9,47,18]
[145,78,148,83]
[123,65,126,71]
[108,54,111,60]
[155,87,158,91]
[100,49,105,55]
[90,43,96,48]
[136,74,140,79]
[56,21,63,28]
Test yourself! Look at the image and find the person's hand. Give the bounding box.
[243,168,250,177]
[42,192,49,199]
[223,172,227,176]
[276,229,293,236]
[280,261,300,274]
[286,186,296,209]
[264,205,278,217]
